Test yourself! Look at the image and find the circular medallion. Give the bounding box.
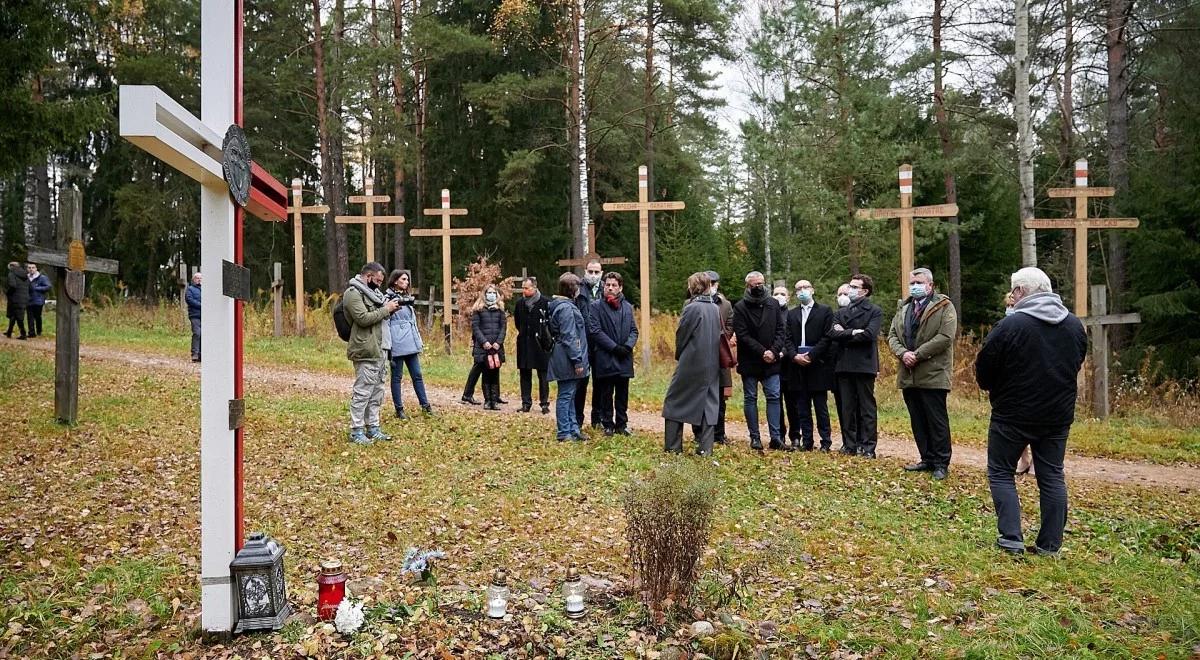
[222,125,252,208]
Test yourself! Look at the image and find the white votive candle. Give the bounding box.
[565,594,584,614]
[487,597,507,618]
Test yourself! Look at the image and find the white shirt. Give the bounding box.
[799,302,813,346]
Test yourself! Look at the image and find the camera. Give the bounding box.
[387,291,416,307]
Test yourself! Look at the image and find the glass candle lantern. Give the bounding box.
[562,565,586,618]
[316,560,347,621]
[486,569,509,619]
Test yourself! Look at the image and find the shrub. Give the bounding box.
[623,461,718,618]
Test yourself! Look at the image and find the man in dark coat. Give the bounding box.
[732,270,788,451]
[828,273,883,457]
[663,272,721,456]
[574,259,604,429]
[5,262,30,339]
[587,272,639,435]
[705,270,735,444]
[783,279,836,451]
[513,277,551,414]
[185,272,202,361]
[976,267,1087,556]
[25,263,51,338]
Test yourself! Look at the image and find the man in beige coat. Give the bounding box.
[887,268,957,480]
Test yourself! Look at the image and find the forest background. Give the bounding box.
[2,0,1198,379]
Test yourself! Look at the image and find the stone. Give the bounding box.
[758,620,778,639]
[690,621,715,637]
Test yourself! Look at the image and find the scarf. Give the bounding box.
[605,293,622,310]
[523,291,541,309]
[348,276,386,307]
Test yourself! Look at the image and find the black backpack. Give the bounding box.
[332,297,352,342]
[536,306,556,353]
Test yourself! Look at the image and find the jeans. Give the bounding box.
[519,368,549,406]
[190,317,201,359]
[390,353,430,412]
[987,420,1070,553]
[741,373,782,445]
[593,376,630,430]
[350,358,387,428]
[555,377,583,439]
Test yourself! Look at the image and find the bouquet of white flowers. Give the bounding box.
[334,598,365,635]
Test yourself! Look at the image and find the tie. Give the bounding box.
[801,305,810,346]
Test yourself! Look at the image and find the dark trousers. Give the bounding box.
[832,376,849,448]
[903,388,952,468]
[519,368,549,407]
[462,362,483,397]
[665,419,714,456]
[986,420,1070,553]
[482,365,500,388]
[26,305,44,336]
[837,373,877,453]
[788,388,832,449]
[594,376,630,430]
[190,317,201,359]
[5,313,27,338]
[714,397,728,442]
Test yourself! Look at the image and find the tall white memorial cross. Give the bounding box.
[118,0,289,635]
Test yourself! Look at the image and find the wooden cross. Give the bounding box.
[506,266,529,288]
[602,165,685,368]
[286,178,328,335]
[411,188,481,351]
[271,262,284,338]
[25,187,120,426]
[118,0,290,634]
[1025,159,1140,317]
[556,223,627,269]
[1083,285,1140,419]
[856,164,959,295]
[334,177,405,264]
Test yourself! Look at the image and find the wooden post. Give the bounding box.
[286,178,329,335]
[1025,159,1140,317]
[556,224,627,270]
[601,165,685,369]
[178,262,189,322]
[1083,284,1141,419]
[411,189,481,353]
[272,262,283,338]
[856,164,959,295]
[335,177,405,264]
[425,285,436,330]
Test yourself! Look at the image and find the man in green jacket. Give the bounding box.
[344,262,400,444]
[887,268,958,480]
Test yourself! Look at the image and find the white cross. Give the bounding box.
[119,0,288,634]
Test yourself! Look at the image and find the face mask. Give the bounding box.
[585,273,601,286]
[837,294,851,308]
[708,286,717,296]
[846,288,860,302]
[774,294,788,306]
[485,292,498,304]
[747,284,766,298]
[796,290,811,303]
[367,280,380,290]
[1004,307,1015,316]
[909,284,927,299]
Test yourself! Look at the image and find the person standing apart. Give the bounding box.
[25,263,50,338]
[662,272,722,455]
[828,274,882,457]
[4,262,29,340]
[732,271,788,451]
[976,267,1087,556]
[887,268,958,480]
[185,272,202,361]
[783,279,836,451]
[385,270,432,419]
[513,277,551,414]
[548,273,590,441]
[470,284,507,410]
[344,262,401,445]
[587,272,638,436]
[574,259,604,430]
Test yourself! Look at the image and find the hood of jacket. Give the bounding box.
[1014,291,1070,324]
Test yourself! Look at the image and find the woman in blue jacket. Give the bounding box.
[547,273,590,441]
[385,270,431,419]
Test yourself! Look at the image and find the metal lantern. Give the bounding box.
[230,532,293,633]
[562,565,586,618]
[316,559,347,621]
[486,568,510,619]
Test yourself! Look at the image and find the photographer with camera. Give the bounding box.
[385,269,432,420]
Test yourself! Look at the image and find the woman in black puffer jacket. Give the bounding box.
[469,284,508,409]
[5,262,30,339]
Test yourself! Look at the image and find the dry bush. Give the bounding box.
[623,461,718,620]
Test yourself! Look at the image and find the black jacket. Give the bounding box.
[783,302,836,392]
[587,295,638,379]
[828,298,882,375]
[575,280,602,357]
[6,265,30,310]
[470,306,507,364]
[732,294,787,377]
[513,294,550,371]
[975,293,1088,429]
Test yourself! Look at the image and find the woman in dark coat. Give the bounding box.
[469,284,507,410]
[513,277,551,413]
[662,272,721,456]
[5,262,30,339]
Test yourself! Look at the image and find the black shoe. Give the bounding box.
[191,356,201,363]
[904,461,934,472]
[819,446,831,452]
[575,432,591,442]
[768,441,783,450]
[997,542,1025,556]
[16,335,26,340]
[714,436,728,445]
[861,451,877,459]
[461,395,481,405]
[395,409,408,421]
[520,403,531,413]
[590,422,604,431]
[421,404,434,414]
[616,427,633,436]
[540,403,550,415]
[603,427,615,437]
[2,332,9,338]
[931,467,948,481]
[496,395,509,405]
[750,440,764,451]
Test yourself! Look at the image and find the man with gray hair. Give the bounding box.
[975,267,1087,555]
[887,267,958,480]
[732,270,788,451]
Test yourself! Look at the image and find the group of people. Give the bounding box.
[4,262,52,340]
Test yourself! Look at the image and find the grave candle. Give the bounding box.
[562,565,586,618]
[486,568,509,619]
[317,560,347,621]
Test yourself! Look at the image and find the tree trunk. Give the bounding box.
[392,0,406,269]
[834,0,858,276]
[576,0,590,256]
[643,0,657,291]
[330,0,349,280]
[1059,0,1075,297]
[1015,0,1037,266]
[932,0,961,312]
[567,0,585,263]
[311,0,340,293]
[1106,0,1132,340]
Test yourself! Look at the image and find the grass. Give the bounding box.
[1,345,1199,657]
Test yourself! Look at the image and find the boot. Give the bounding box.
[483,384,498,410]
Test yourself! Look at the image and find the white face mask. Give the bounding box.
[846,288,860,302]
[485,292,498,304]
[774,294,788,306]
[837,294,851,308]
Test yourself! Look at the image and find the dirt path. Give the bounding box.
[10,338,1200,491]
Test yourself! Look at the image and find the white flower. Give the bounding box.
[334,598,365,635]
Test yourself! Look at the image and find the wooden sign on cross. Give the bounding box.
[25,187,120,426]
[286,178,328,335]
[1025,159,1140,317]
[1083,284,1140,420]
[556,223,627,269]
[335,177,405,264]
[602,165,685,368]
[411,188,481,352]
[118,0,291,633]
[856,164,959,295]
